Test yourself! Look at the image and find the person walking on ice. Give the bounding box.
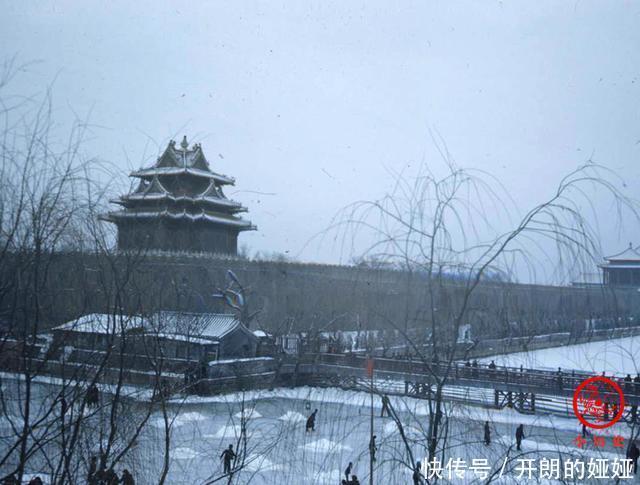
[220,444,236,475]
[369,434,377,462]
[344,462,352,481]
[515,424,525,451]
[306,408,318,432]
[484,421,491,445]
[380,394,391,417]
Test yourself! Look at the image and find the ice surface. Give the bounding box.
[172,447,202,460]
[300,438,352,453]
[212,424,243,438]
[243,454,284,472]
[482,335,640,374]
[234,408,262,419]
[278,411,306,423]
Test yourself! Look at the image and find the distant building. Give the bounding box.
[102,136,255,254]
[600,244,640,287]
[51,311,258,362]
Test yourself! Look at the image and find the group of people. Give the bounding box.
[342,462,360,484]
[86,384,100,408]
[1,462,134,484]
[87,457,135,485]
[623,373,640,395]
[483,422,526,451]
[2,476,44,484]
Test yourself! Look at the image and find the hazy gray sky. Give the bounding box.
[1,1,639,274]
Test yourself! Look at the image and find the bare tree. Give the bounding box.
[331,157,639,477]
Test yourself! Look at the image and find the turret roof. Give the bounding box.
[131,137,235,184]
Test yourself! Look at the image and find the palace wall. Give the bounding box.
[2,251,639,340]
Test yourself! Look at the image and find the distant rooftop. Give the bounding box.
[605,243,640,262]
[55,311,247,342]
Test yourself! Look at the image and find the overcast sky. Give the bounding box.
[1,1,639,278]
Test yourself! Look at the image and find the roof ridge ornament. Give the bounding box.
[180,135,189,151]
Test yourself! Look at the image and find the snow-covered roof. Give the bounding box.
[103,208,255,229]
[252,330,270,338]
[130,137,235,185]
[54,314,147,334]
[604,244,640,262]
[208,356,273,366]
[131,166,234,184]
[56,312,253,343]
[151,311,248,341]
[152,332,218,345]
[117,192,244,210]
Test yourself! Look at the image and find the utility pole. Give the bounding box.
[367,355,374,485]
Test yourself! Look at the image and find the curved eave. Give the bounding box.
[130,167,235,185]
[102,210,256,230]
[110,194,247,212]
[599,263,640,269]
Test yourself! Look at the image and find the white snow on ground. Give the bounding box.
[234,408,262,419]
[172,447,201,460]
[300,438,352,453]
[278,411,307,423]
[0,371,153,401]
[312,468,342,483]
[173,411,208,425]
[3,379,630,484]
[481,335,640,374]
[211,424,243,438]
[150,411,209,429]
[243,454,284,472]
[382,421,397,435]
[7,336,640,483]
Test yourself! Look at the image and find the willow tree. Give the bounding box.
[332,156,638,473]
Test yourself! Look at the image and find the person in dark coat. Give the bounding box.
[120,469,135,485]
[344,462,352,481]
[484,421,491,445]
[412,461,424,484]
[624,374,633,393]
[220,444,236,475]
[488,360,497,370]
[581,419,590,438]
[380,394,391,417]
[87,384,99,408]
[515,424,525,451]
[27,477,43,485]
[103,468,118,485]
[628,441,640,474]
[555,368,564,389]
[369,435,377,462]
[88,456,98,485]
[306,409,318,432]
[350,475,360,485]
